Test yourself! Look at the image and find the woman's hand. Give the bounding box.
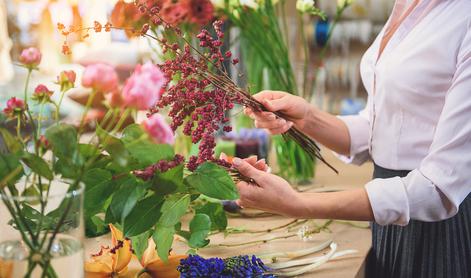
[232,157,304,218]
[245,90,311,134]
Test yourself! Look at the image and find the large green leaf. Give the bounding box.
[121,124,146,143]
[127,142,174,168]
[45,124,80,163]
[130,231,151,261]
[22,153,53,180]
[184,163,239,200]
[124,195,164,237]
[188,214,211,248]
[96,125,129,168]
[153,225,175,262]
[110,177,146,223]
[159,195,190,227]
[83,169,113,216]
[196,202,227,231]
[0,153,23,188]
[0,128,21,153]
[151,164,185,196]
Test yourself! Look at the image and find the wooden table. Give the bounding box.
[85,153,374,277]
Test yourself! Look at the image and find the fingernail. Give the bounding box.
[288,121,294,128]
[233,158,242,166]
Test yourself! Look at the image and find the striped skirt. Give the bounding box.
[365,164,471,278]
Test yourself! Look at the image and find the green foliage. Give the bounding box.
[22,153,53,180]
[188,214,211,248]
[196,202,227,231]
[185,162,239,200]
[123,194,164,237]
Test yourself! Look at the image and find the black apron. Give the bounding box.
[365,163,471,278]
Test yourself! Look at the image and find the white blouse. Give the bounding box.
[338,0,471,226]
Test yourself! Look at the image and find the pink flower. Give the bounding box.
[19,47,42,69]
[32,84,53,102]
[82,63,119,93]
[142,114,175,145]
[3,97,26,119]
[57,70,77,92]
[122,62,166,110]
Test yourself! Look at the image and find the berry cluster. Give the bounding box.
[145,17,243,170]
[133,154,184,181]
[177,254,275,278]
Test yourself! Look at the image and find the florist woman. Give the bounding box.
[232,0,471,277]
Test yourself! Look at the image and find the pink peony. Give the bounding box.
[19,47,42,69]
[57,70,77,92]
[82,63,119,93]
[3,97,26,119]
[122,62,166,110]
[142,114,175,145]
[32,84,53,102]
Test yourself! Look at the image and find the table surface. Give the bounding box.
[84,153,374,277]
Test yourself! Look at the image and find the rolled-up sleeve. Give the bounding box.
[366,27,471,226]
[336,97,372,165]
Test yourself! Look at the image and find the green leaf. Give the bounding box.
[45,124,80,163]
[153,226,175,262]
[0,153,23,188]
[159,195,190,227]
[151,165,185,196]
[85,215,109,238]
[0,128,22,153]
[130,231,151,261]
[188,214,211,248]
[96,125,129,168]
[184,163,239,200]
[121,124,146,143]
[110,177,146,223]
[83,169,113,216]
[127,142,174,168]
[124,195,164,237]
[22,153,53,180]
[196,202,227,231]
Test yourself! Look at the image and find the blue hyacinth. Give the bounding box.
[178,254,276,277]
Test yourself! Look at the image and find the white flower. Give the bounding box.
[296,0,315,13]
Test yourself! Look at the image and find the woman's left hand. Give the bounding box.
[231,157,304,218]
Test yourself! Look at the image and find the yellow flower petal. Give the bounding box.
[140,239,159,267]
[109,225,132,272]
[145,255,187,278]
[0,258,13,278]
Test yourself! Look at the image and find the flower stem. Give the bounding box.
[78,89,98,135]
[215,234,297,248]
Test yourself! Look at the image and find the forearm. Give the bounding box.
[300,105,351,156]
[291,189,374,221]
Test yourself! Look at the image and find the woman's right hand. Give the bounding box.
[245,90,310,134]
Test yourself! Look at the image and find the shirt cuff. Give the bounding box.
[365,177,410,226]
[335,115,370,165]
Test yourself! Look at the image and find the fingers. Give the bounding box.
[233,158,266,184]
[254,159,268,171]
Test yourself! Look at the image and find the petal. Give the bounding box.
[112,238,133,272]
[0,259,13,278]
[109,224,124,245]
[140,238,158,267]
[145,255,187,278]
[85,260,113,277]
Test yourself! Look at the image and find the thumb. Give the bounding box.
[263,98,288,112]
[233,158,264,183]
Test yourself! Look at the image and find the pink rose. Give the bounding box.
[19,47,42,68]
[122,62,166,110]
[142,114,175,145]
[3,97,25,119]
[82,63,119,93]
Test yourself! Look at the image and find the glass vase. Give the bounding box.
[0,183,84,278]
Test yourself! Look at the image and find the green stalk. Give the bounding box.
[78,89,98,135]
[23,69,39,152]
